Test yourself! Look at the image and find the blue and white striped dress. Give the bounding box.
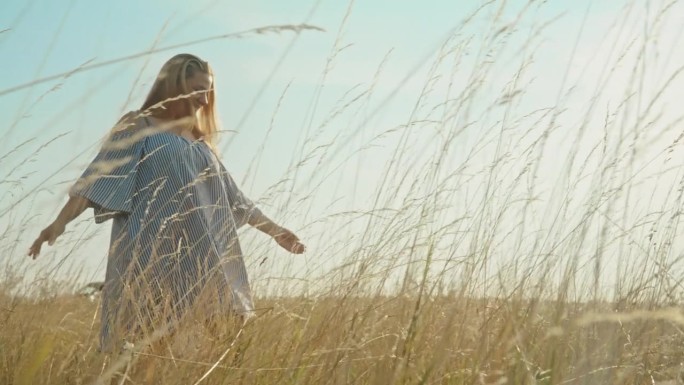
[70,112,258,351]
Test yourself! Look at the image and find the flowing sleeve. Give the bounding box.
[69,114,145,224]
[223,172,261,229]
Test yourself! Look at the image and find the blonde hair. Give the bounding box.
[140,53,220,147]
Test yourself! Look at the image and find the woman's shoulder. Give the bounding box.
[141,132,193,167]
[107,112,177,149]
[101,111,148,152]
[144,131,189,150]
[112,110,146,132]
[108,112,194,159]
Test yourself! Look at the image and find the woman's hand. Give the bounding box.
[27,195,90,259]
[247,210,306,254]
[274,228,306,254]
[28,221,65,259]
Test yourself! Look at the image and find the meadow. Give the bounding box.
[2,1,684,384]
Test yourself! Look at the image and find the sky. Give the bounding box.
[1,0,684,297]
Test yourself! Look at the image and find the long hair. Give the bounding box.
[140,53,220,147]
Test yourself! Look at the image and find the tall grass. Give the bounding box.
[2,0,684,384]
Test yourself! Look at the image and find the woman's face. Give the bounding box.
[187,72,213,111]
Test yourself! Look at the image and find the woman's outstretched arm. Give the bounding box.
[28,195,91,259]
[247,210,306,254]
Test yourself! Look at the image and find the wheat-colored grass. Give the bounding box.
[3,0,684,384]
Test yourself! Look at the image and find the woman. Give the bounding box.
[27,53,305,352]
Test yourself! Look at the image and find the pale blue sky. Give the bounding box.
[2,0,683,296]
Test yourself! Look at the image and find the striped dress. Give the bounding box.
[70,112,258,352]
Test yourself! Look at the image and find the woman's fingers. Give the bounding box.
[28,235,45,258]
[28,227,57,259]
[293,242,306,254]
[274,229,306,254]
[290,239,305,254]
[287,241,303,254]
